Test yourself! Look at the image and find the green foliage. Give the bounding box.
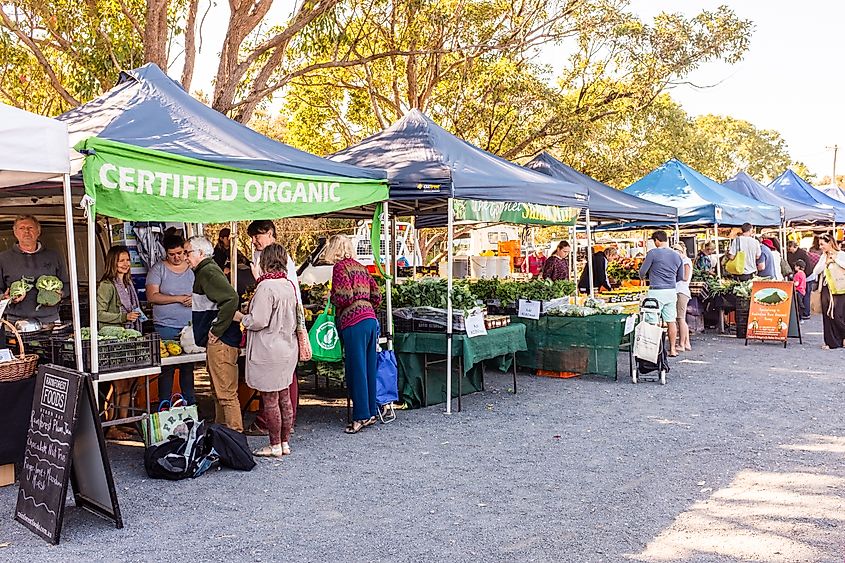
[392,279,478,311]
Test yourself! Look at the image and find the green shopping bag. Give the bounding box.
[142,394,199,446]
[308,304,343,362]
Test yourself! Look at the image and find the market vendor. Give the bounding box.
[541,241,570,281]
[577,246,617,293]
[0,215,69,324]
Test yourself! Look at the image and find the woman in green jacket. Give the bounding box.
[97,246,142,439]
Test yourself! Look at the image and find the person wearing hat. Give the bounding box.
[761,238,783,280]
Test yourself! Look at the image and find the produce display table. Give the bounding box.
[393,324,528,410]
[510,314,631,378]
[0,376,37,465]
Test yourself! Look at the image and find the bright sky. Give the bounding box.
[191,0,843,180]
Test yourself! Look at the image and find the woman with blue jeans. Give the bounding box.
[325,235,382,434]
[146,234,196,406]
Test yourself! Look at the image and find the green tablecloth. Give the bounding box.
[393,324,528,408]
[510,314,629,377]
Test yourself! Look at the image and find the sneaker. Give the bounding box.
[244,421,269,436]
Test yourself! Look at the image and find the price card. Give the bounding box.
[0,298,9,319]
[517,299,541,320]
[624,314,636,335]
[464,309,488,338]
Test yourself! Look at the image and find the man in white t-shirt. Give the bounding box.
[245,220,302,436]
[726,222,763,281]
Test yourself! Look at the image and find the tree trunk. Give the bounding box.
[143,0,169,69]
[180,0,199,90]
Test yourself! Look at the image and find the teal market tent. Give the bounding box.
[767,169,845,223]
[722,171,833,224]
[623,159,781,226]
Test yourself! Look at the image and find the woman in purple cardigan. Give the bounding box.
[325,235,382,434]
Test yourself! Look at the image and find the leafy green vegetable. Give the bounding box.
[35,275,63,292]
[9,277,33,299]
[37,289,61,306]
[392,279,478,311]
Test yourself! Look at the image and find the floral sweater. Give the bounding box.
[330,258,382,330]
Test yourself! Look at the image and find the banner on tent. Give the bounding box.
[76,137,388,222]
[452,199,577,226]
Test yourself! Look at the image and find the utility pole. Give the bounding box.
[828,144,839,185]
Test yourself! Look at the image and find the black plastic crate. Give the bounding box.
[53,333,161,373]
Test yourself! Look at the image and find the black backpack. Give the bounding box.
[205,424,256,471]
[144,419,218,480]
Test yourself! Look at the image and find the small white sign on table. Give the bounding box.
[464,308,488,338]
[517,299,541,320]
[624,314,636,335]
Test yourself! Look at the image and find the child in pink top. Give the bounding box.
[793,259,807,317]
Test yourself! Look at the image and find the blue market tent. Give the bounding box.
[768,170,845,222]
[623,159,781,226]
[524,152,677,223]
[329,109,588,214]
[59,64,385,182]
[722,171,833,224]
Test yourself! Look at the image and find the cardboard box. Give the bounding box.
[0,464,14,487]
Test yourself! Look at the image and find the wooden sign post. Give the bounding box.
[745,281,802,347]
[15,365,122,544]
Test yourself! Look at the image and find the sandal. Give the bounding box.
[281,443,291,456]
[253,445,283,458]
[362,416,377,427]
[344,420,367,434]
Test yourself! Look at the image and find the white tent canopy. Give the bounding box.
[0,103,70,188]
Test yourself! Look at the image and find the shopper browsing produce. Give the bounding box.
[234,244,299,458]
[326,234,382,434]
[186,236,244,432]
[639,231,684,357]
[813,233,845,350]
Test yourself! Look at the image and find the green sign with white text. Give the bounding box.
[76,137,388,222]
[452,199,578,226]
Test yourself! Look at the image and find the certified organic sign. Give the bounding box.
[76,137,388,222]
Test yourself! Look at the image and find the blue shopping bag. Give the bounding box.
[376,349,398,406]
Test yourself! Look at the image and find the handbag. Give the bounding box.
[824,260,845,296]
[725,238,746,276]
[308,303,342,363]
[142,394,199,446]
[291,279,312,362]
[633,321,663,364]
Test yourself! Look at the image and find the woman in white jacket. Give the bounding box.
[812,233,845,349]
[234,244,299,457]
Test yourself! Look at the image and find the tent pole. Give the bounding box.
[229,221,238,289]
[445,196,454,415]
[411,216,418,277]
[569,226,575,283]
[714,224,721,278]
[585,208,595,299]
[674,222,680,245]
[384,201,394,350]
[62,174,83,372]
[87,205,99,386]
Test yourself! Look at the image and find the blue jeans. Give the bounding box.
[340,318,379,421]
[155,324,195,406]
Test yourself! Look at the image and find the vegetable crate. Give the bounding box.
[53,333,161,373]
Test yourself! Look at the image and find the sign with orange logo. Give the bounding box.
[746,281,794,343]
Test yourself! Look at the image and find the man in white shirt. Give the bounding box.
[726,222,763,281]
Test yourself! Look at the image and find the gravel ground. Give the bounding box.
[1,316,844,562]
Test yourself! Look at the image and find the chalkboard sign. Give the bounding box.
[15,365,122,544]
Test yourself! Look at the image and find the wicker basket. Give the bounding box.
[0,320,40,382]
